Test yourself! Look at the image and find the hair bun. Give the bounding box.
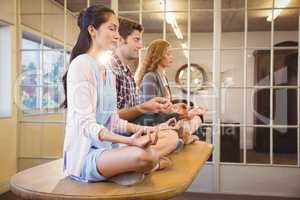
[77,10,86,30]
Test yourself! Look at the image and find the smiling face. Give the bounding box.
[119,30,143,60]
[89,13,120,51]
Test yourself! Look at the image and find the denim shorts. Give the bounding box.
[70,146,108,182]
[70,143,129,182]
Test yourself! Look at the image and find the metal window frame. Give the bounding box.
[115,0,300,173]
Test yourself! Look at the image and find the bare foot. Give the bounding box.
[151,156,173,172]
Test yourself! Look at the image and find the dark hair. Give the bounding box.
[118,16,143,40]
[61,5,115,109]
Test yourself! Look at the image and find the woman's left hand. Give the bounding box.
[135,126,158,145]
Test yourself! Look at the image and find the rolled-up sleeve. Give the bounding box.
[67,58,104,141]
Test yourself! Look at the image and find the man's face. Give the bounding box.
[119,30,143,60]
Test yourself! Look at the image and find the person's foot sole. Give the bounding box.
[109,172,145,186]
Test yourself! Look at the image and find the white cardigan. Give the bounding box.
[63,54,128,178]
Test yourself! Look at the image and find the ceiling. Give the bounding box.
[54,0,300,32]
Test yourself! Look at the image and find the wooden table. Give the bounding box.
[10,141,213,200]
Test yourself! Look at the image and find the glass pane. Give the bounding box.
[222,11,244,48]
[21,50,41,111]
[246,88,271,125]
[249,49,271,86]
[197,124,213,162]
[119,13,139,24]
[221,50,244,87]
[220,125,243,163]
[274,9,298,42]
[191,11,213,49]
[21,51,40,85]
[21,86,39,110]
[143,0,162,11]
[142,12,163,47]
[90,0,111,8]
[42,85,63,110]
[273,128,297,165]
[247,0,273,9]
[66,0,88,13]
[41,50,65,110]
[118,0,139,11]
[247,127,271,164]
[273,50,298,86]
[273,89,298,125]
[222,0,245,9]
[221,88,243,124]
[44,0,64,14]
[143,0,187,11]
[190,50,213,83]
[168,49,188,99]
[275,0,300,8]
[248,10,271,48]
[166,12,187,48]
[190,88,214,122]
[22,33,41,50]
[191,0,213,9]
[44,38,64,50]
[246,50,256,86]
[166,0,188,11]
[42,50,65,85]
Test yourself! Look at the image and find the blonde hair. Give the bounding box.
[135,39,170,89]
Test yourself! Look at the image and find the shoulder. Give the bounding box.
[143,72,158,81]
[68,54,95,80]
[69,54,91,70]
[108,54,123,75]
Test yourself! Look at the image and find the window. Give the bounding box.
[117,0,300,167]
[20,32,69,113]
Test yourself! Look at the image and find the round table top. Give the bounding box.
[10,141,213,200]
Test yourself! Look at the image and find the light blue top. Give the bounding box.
[86,54,117,149]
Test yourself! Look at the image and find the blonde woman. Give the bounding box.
[135,39,207,144]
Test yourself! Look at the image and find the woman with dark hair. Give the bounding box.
[62,5,160,185]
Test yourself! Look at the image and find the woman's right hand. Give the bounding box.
[130,128,158,148]
[139,97,172,113]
